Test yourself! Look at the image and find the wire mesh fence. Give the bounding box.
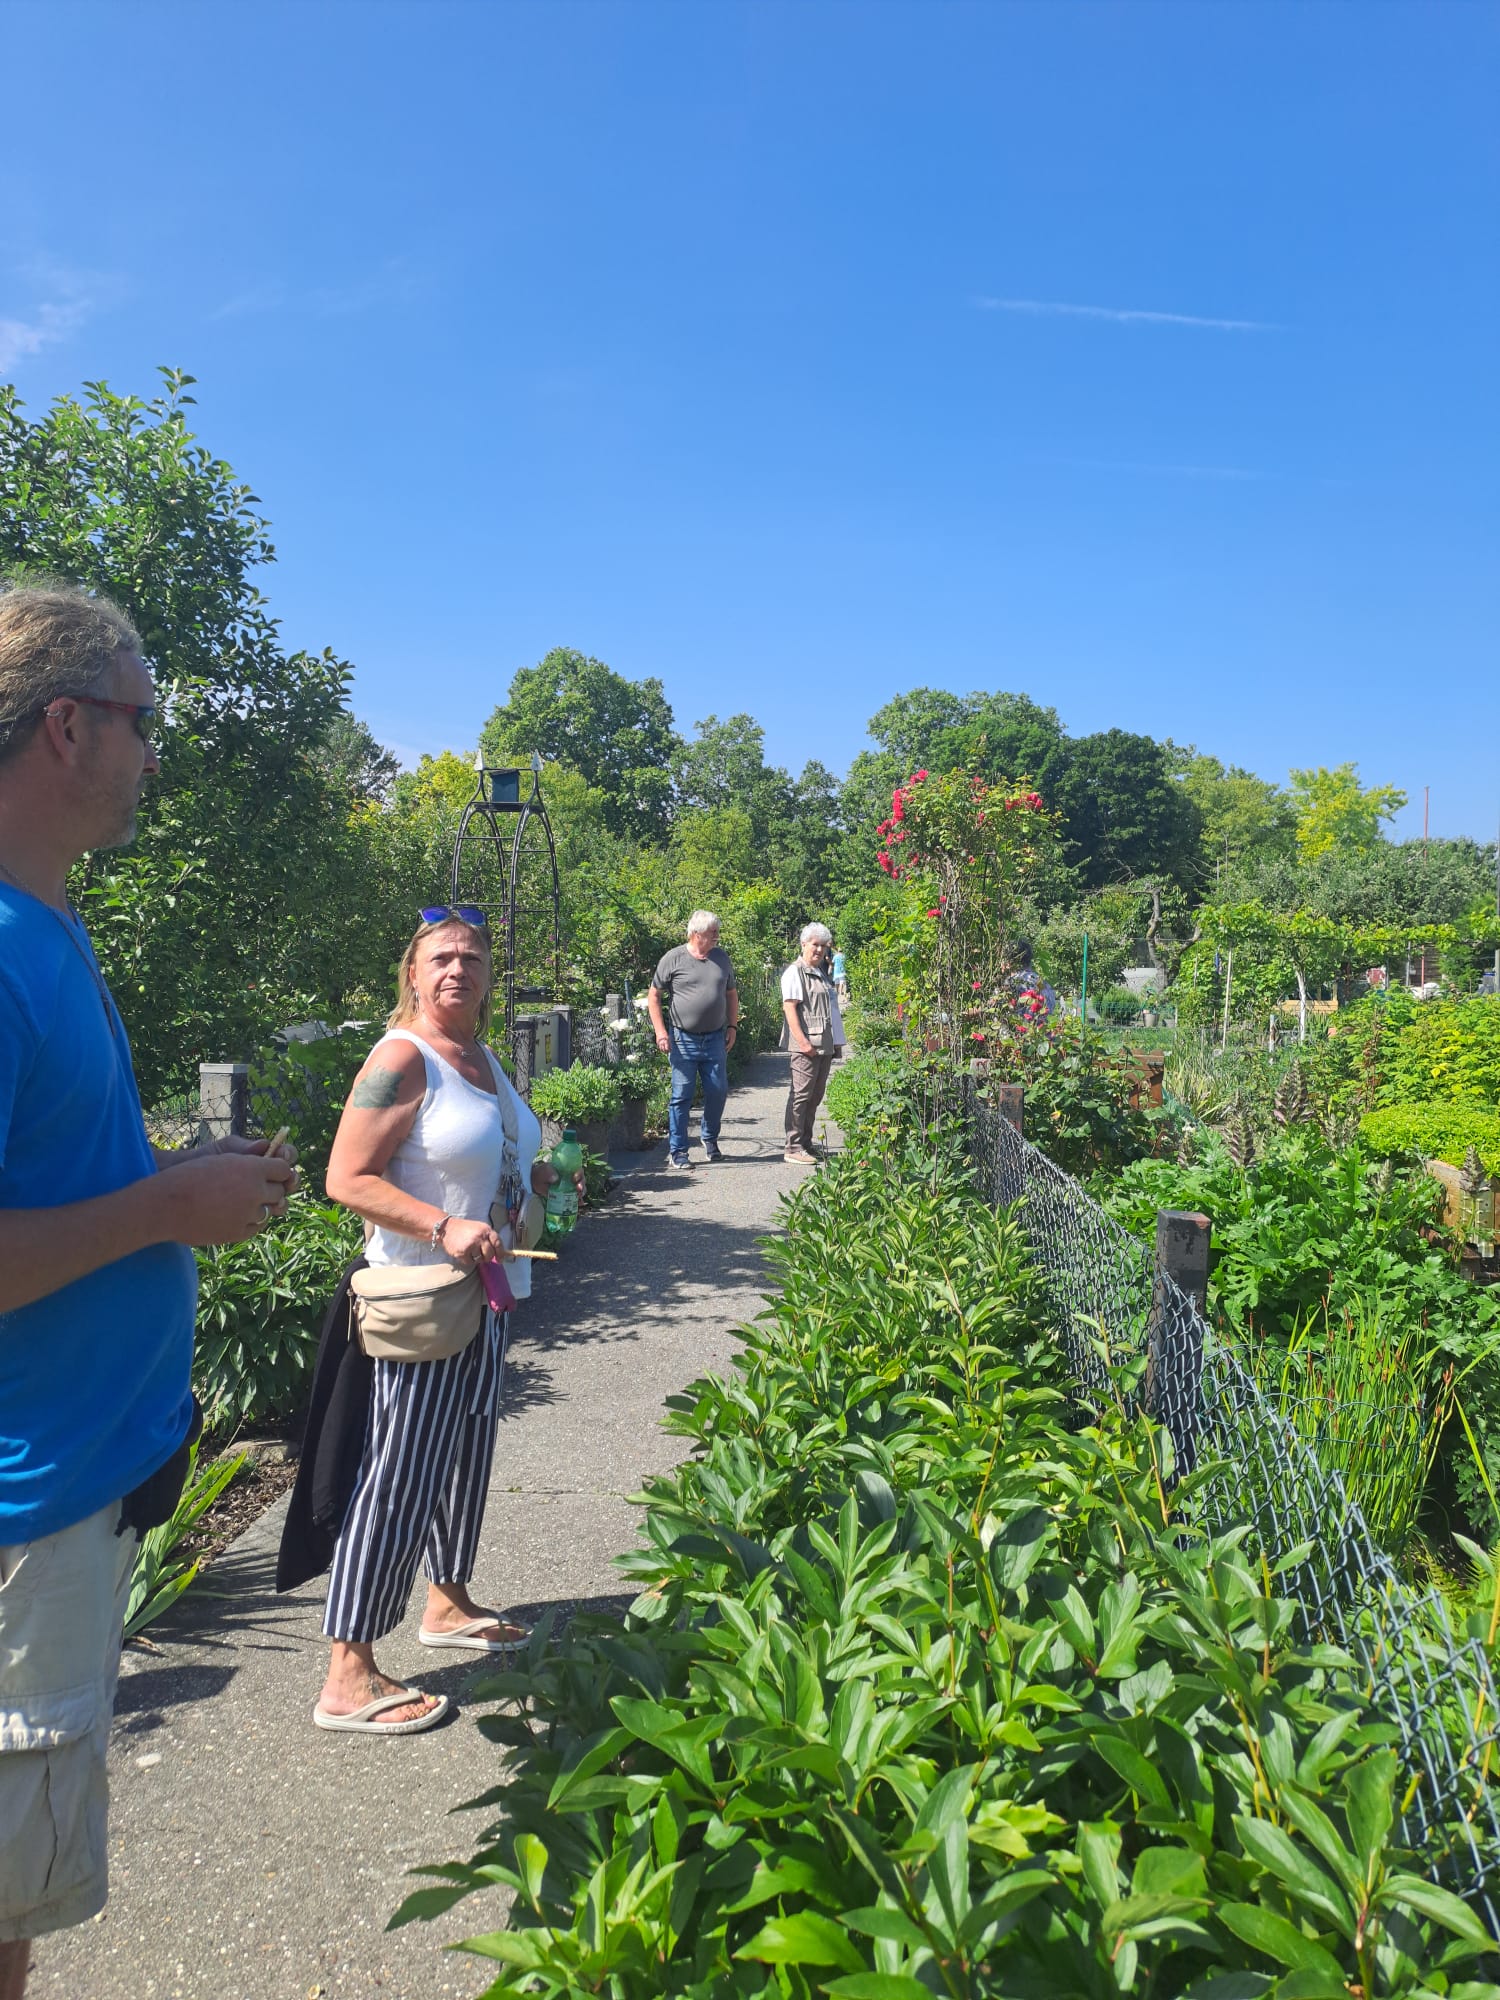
[961,1079,1500,1932]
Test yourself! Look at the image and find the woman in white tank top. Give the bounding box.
[313,914,568,1736]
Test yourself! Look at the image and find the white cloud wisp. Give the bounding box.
[978,296,1276,332]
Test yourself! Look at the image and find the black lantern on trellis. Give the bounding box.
[448,753,561,1054]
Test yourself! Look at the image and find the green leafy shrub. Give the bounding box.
[1105,1132,1500,1531]
[529,1063,623,1126]
[577,1146,614,1206]
[1300,992,1500,1118]
[614,1055,666,1102]
[1376,995,1500,1109]
[1007,1024,1170,1176]
[126,1439,246,1638]
[837,993,904,1050]
[822,1048,907,1136]
[1361,1103,1500,1173]
[398,1146,1497,1992]
[249,1026,373,1193]
[193,1197,362,1431]
[1095,982,1143,1024]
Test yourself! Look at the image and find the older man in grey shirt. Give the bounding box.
[648,911,738,1166]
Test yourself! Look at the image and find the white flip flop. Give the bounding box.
[417,1616,531,1654]
[312,1690,450,1735]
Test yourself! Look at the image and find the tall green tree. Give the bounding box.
[313,710,401,805]
[866,686,1072,799]
[1289,762,1407,862]
[1052,728,1204,892]
[480,647,678,840]
[0,369,356,1097]
[1166,742,1296,877]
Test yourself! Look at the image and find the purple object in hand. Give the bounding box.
[480,1259,516,1313]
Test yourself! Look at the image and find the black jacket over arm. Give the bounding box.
[275,1257,371,1595]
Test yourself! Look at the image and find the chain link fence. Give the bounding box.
[961,1080,1500,1932]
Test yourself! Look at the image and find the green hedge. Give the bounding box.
[193,1197,361,1432]
[1361,1103,1500,1174]
[397,1145,1495,1992]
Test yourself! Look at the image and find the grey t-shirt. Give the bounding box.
[652,945,737,1034]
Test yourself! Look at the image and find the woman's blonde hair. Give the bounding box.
[387,918,494,1039]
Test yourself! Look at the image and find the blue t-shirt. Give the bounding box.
[0,885,197,1541]
[831,952,847,981]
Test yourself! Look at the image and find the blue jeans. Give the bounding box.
[668,1028,728,1158]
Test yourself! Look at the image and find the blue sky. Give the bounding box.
[3,1,1496,840]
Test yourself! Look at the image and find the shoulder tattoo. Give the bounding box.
[350,1064,404,1109]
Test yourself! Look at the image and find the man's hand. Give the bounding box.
[156,1151,298,1247]
[726,1021,738,1047]
[655,1029,670,1053]
[223,1132,301,1168]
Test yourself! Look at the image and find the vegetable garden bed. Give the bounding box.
[397,1132,1499,1995]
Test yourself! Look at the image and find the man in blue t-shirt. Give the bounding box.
[0,585,297,1988]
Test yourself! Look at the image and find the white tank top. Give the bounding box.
[363,1029,542,1302]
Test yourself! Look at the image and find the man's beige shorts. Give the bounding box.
[0,1503,135,1942]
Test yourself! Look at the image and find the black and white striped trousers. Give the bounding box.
[324,1310,508,1645]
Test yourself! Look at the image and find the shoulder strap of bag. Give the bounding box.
[485,1047,523,1205]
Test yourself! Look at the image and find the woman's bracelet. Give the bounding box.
[429,1213,451,1251]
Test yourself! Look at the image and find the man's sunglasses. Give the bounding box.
[46,695,158,743]
[419,905,488,926]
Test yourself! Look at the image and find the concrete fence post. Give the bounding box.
[604,993,623,1064]
[199,1062,251,1142]
[1146,1208,1210,1477]
[513,1019,537,1099]
[551,1006,572,1072]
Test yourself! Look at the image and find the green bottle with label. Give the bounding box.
[544,1127,584,1240]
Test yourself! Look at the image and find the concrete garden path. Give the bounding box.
[34,1051,800,2000]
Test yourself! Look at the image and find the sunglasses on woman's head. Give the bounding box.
[419,905,488,926]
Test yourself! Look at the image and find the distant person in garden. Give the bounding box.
[781,922,846,1165]
[831,943,849,1003]
[648,910,739,1167]
[1008,937,1058,1032]
[0,582,297,1992]
[313,912,577,1735]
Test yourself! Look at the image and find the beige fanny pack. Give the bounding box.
[349,1261,484,1362]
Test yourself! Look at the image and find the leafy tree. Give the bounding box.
[1054,728,1203,891]
[312,710,401,805]
[480,646,678,840]
[770,758,843,916]
[1289,761,1406,862]
[1166,741,1296,877]
[866,686,1073,801]
[674,713,779,825]
[856,692,1204,895]
[0,369,354,1098]
[1221,837,1495,932]
[671,805,758,908]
